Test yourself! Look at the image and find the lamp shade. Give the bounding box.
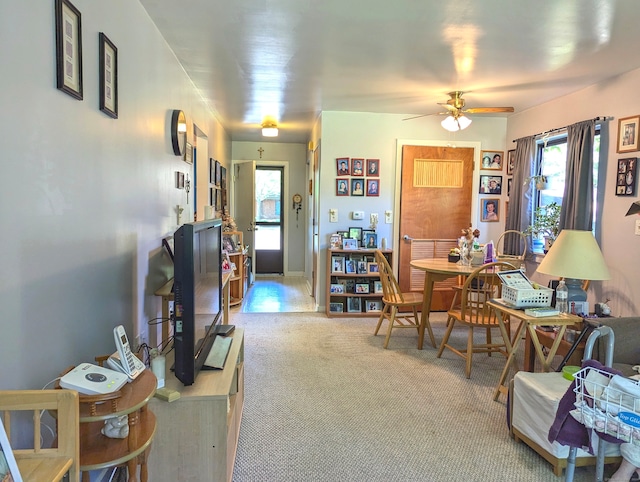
[261,121,278,137]
[536,230,610,281]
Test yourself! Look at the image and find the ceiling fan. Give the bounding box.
[404,91,514,131]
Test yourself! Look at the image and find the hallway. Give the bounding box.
[234,276,317,313]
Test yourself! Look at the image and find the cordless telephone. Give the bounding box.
[107,325,146,381]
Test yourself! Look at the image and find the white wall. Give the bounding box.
[316,111,508,310]
[0,0,230,390]
[231,141,308,274]
[507,68,640,316]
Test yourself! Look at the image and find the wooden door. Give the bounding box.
[399,145,474,310]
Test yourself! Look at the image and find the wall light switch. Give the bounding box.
[352,211,364,220]
[330,209,338,223]
[370,213,379,225]
[385,210,393,224]
[635,219,640,235]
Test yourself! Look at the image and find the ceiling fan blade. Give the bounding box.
[465,107,514,114]
[402,111,449,121]
[438,103,458,113]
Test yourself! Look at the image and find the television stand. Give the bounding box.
[148,328,244,482]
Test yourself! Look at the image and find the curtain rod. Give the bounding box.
[512,116,613,143]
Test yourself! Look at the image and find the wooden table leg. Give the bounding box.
[494,313,525,401]
[418,273,436,349]
[528,324,569,372]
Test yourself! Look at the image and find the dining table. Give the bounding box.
[409,258,479,349]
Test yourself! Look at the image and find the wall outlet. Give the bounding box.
[352,211,364,220]
[635,219,640,235]
[330,209,338,222]
[385,210,393,224]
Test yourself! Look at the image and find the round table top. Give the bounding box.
[409,258,478,275]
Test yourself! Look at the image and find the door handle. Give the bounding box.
[403,234,413,242]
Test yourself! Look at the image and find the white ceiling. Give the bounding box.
[139,0,640,144]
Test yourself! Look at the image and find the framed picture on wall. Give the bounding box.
[481,198,500,222]
[616,157,637,196]
[337,158,350,176]
[366,179,379,196]
[366,159,379,176]
[98,32,117,118]
[507,150,515,175]
[351,158,364,176]
[479,175,502,194]
[617,116,640,153]
[55,0,83,100]
[351,178,364,196]
[480,150,504,170]
[336,179,349,196]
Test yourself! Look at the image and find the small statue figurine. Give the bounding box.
[222,213,238,232]
[102,415,129,439]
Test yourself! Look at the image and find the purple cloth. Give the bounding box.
[548,359,623,452]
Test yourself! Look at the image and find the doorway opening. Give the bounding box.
[255,166,284,274]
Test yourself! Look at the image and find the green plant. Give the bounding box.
[523,202,561,239]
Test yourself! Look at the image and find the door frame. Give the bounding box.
[230,159,290,276]
[254,165,285,274]
[393,139,482,278]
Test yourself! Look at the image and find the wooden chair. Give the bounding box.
[437,261,517,378]
[374,250,428,349]
[495,230,527,269]
[0,389,80,482]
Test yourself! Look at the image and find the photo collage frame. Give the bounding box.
[479,150,505,223]
[336,157,380,196]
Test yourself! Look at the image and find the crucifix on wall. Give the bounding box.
[258,147,264,159]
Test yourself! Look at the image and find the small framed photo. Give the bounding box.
[365,300,382,313]
[0,418,21,482]
[617,116,640,153]
[99,32,117,118]
[351,158,364,176]
[209,158,216,184]
[343,238,358,250]
[366,179,379,196]
[368,262,379,273]
[215,160,221,187]
[329,302,344,313]
[337,230,349,240]
[184,142,193,164]
[481,150,504,171]
[223,234,238,253]
[616,158,637,196]
[331,283,345,294]
[345,259,357,274]
[220,166,227,190]
[349,227,363,245]
[222,251,235,273]
[366,159,380,177]
[363,232,377,249]
[330,234,343,249]
[507,178,513,197]
[55,0,83,100]
[356,261,368,274]
[479,175,502,194]
[481,198,500,222]
[347,297,362,313]
[331,256,345,273]
[355,283,370,294]
[351,178,364,196]
[336,179,349,196]
[374,280,383,293]
[337,158,350,176]
[507,149,515,175]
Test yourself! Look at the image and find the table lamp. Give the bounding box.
[536,229,610,301]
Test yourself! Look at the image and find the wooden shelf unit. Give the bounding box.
[224,231,248,306]
[326,248,392,317]
[148,328,245,482]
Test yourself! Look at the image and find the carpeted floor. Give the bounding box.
[231,312,604,481]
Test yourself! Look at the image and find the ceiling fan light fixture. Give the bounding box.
[457,114,472,130]
[441,114,471,132]
[261,121,278,137]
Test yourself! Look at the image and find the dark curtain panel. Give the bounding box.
[505,136,536,255]
[559,120,596,230]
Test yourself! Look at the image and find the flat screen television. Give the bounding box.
[173,218,223,385]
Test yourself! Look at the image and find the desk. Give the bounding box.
[409,258,477,349]
[154,271,232,345]
[487,300,582,401]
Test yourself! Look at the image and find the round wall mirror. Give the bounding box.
[171,110,187,156]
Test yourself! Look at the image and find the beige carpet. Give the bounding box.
[231,312,603,481]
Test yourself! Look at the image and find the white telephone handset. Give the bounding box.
[107,325,145,381]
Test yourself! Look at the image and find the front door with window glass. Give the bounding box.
[255,167,284,274]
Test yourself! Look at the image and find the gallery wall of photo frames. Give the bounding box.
[477,149,512,223]
[209,158,228,213]
[335,157,380,197]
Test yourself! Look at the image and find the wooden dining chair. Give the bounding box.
[374,250,427,349]
[437,261,516,378]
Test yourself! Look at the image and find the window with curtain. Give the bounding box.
[530,129,601,252]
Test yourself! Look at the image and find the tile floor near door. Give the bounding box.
[236,276,316,313]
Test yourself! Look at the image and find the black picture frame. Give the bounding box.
[55,0,83,100]
[215,160,221,187]
[616,157,638,196]
[349,227,363,245]
[98,32,117,118]
[209,158,215,184]
[220,166,227,190]
[479,175,502,195]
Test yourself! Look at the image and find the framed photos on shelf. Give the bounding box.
[348,227,363,245]
[223,233,239,253]
[355,283,370,294]
[330,234,343,249]
[345,259,357,274]
[347,297,362,313]
[329,302,344,313]
[373,280,383,293]
[331,256,345,273]
[363,231,377,249]
[365,300,382,313]
[330,283,345,294]
[367,262,379,273]
[481,150,504,170]
[616,157,637,196]
[343,238,358,250]
[356,260,368,274]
